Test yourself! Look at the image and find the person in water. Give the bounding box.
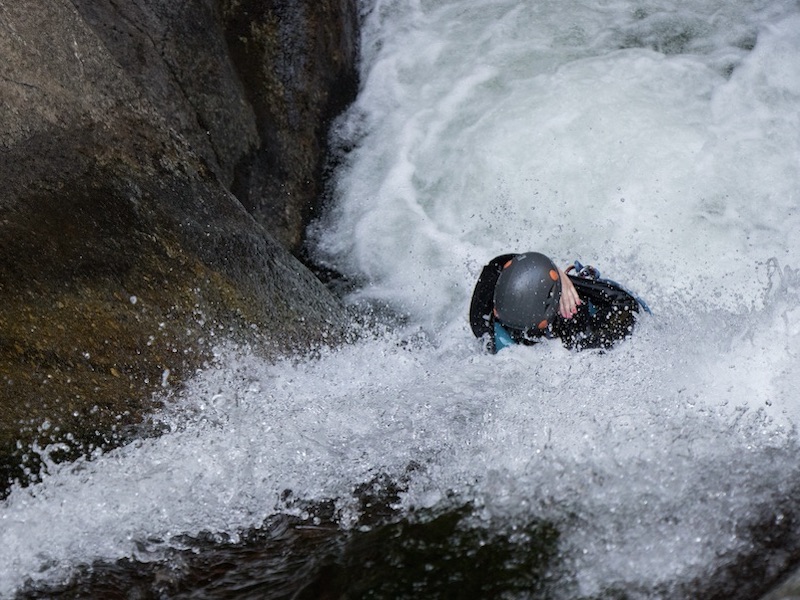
[469,252,649,353]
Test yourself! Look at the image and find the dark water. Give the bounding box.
[17,477,561,600]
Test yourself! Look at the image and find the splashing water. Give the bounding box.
[4,0,800,597]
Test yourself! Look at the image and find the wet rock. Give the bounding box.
[0,0,358,492]
[221,0,360,251]
[70,0,360,252]
[14,494,560,599]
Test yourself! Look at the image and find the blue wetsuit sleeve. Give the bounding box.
[493,322,515,352]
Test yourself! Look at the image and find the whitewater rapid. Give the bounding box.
[3,0,800,597]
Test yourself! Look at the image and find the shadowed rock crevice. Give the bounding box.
[220,0,360,251]
[70,0,360,253]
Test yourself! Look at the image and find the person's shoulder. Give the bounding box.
[568,273,648,314]
[485,253,517,269]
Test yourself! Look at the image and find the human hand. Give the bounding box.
[558,267,582,319]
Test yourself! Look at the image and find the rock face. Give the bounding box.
[69,0,359,252]
[221,0,360,250]
[0,0,359,492]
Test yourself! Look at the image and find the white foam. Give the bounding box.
[3,300,798,595]
[314,0,800,326]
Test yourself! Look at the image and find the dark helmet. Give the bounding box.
[493,252,562,330]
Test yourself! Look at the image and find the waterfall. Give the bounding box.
[3,0,800,597]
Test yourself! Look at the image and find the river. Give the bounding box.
[3,0,800,598]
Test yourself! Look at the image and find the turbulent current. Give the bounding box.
[4,0,800,598]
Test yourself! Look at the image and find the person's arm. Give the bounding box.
[469,254,515,339]
[558,267,582,319]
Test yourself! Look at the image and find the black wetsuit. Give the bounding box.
[469,254,646,353]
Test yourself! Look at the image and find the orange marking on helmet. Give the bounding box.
[549,269,558,281]
[503,259,514,269]
[537,319,548,329]
[493,307,499,318]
